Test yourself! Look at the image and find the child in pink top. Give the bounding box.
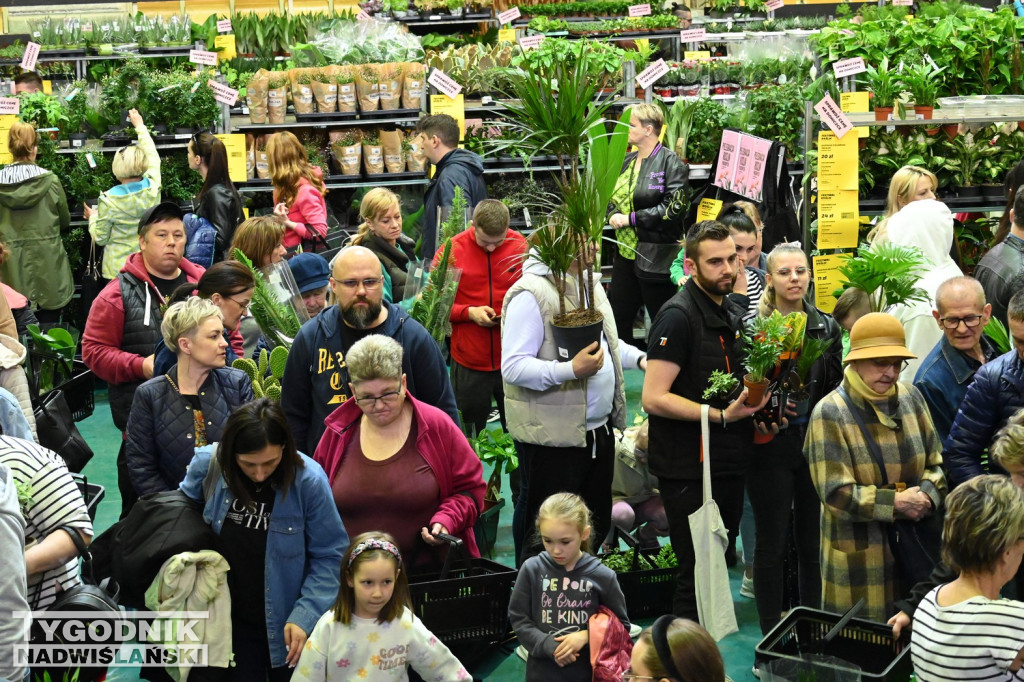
[268,131,328,249]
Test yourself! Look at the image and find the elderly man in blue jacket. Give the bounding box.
[943,286,1024,486]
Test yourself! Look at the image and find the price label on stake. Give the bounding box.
[696,197,723,222]
[679,28,706,42]
[892,0,913,5]
[217,19,233,33]
[86,153,96,169]
[428,68,463,99]
[189,50,218,66]
[0,98,19,116]
[519,35,545,50]
[207,80,239,106]
[498,7,521,24]
[766,0,784,10]
[635,58,670,90]
[629,3,652,16]
[356,10,372,20]
[832,57,867,78]
[21,42,40,71]
[814,93,854,138]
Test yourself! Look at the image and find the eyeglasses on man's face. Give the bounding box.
[939,314,983,330]
[336,277,384,291]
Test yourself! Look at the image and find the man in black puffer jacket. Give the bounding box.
[943,288,1024,486]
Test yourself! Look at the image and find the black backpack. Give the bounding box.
[90,459,221,609]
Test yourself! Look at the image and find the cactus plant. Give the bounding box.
[233,347,289,401]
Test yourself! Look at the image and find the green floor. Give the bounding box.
[76,374,764,681]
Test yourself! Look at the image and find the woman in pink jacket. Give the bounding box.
[268,131,328,251]
[314,334,485,567]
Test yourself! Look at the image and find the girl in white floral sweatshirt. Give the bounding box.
[291,531,469,682]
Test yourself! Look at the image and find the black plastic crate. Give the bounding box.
[408,555,516,646]
[756,606,912,681]
[52,362,95,422]
[73,474,104,522]
[600,548,677,620]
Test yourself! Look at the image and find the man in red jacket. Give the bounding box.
[82,202,205,517]
[434,199,527,437]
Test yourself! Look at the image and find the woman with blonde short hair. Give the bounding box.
[348,188,417,301]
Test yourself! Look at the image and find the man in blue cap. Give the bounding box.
[288,252,331,318]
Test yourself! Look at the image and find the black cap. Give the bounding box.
[138,201,185,234]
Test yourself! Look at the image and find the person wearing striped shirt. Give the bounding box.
[0,436,92,609]
[911,475,1024,681]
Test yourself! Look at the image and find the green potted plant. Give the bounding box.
[18,92,70,140]
[742,312,789,405]
[471,428,518,556]
[901,61,944,121]
[409,186,466,348]
[942,131,999,197]
[788,336,835,416]
[702,369,739,401]
[232,347,289,400]
[447,0,464,16]
[833,241,930,313]
[859,58,904,121]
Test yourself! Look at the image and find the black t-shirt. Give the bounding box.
[220,476,276,626]
[150,271,189,300]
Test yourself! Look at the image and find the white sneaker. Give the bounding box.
[629,623,642,638]
[516,644,528,661]
[752,663,762,678]
[740,575,755,599]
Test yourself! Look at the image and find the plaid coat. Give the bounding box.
[804,378,947,622]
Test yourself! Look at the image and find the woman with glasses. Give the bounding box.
[151,261,256,375]
[747,244,842,647]
[126,297,253,497]
[624,616,726,682]
[83,109,161,281]
[805,312,947,623]
[313,334,484,566]
[189,132,244,261]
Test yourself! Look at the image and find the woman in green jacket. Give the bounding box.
[0,121,72,314]
[83,109,162,280]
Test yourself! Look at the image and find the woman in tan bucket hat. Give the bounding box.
[804,312,948,622]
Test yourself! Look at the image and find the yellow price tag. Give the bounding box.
[497,28,516,43]
[696,197,723,222]
[635,38,650,53]
[817,189,860,249]
[817,130,859,191]
[215,133,248,184]
[430,94,466,140]
[42,80,52,95]
[243,207,250,220]
[684,51,712,61]
[840,91,870,113]
[0,115,15,164]
[812,254,851,314]
[214,35,237,62]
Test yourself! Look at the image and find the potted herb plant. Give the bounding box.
[447,0,464,16]
[859,58,904,122]
[703,369,739,401]
[742,312,789,406]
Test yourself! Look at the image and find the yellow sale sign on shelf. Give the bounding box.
[696,197,723,222]
[840,91,869,113]
[684,51,712,61]
[431,94,466,140]
[817,130,858,191]
[812,254,850,313]
[215,134,248,183]
[497,28,516,43]
[817,189,860,249]
[214,35,237,61]
[0,115,15,164]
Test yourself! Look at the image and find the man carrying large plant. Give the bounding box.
[641,220,771,622]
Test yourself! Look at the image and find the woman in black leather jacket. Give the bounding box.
[746,243,842,644]
[190,132,245,261]
[348,187,417,301]
[607,103,688,348]
[125,297,253,498]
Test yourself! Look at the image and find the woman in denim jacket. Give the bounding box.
[180,398,349,681]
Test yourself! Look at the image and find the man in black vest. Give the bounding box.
[641,220,769,620]
[83,202,205,517]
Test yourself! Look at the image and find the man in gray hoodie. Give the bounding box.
[0,461,28,682]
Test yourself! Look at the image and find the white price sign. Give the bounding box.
[679,28,706,42]
[814,93,854,139]
[189,50,218,66]
[217,19,233,33]
[832,57,867,78]
[636,58,670,90]
[629,3,652,16]
[0,98,19,115]
[207,80,239,106]
[20,42,40,71]
[519,35,545,50]
[498,7,521,23]
[427,68,463,99]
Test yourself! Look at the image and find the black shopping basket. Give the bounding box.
[599,527,677,620]
[407,533,517,648]
[26,342,95,422]
[756,606,912,681]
